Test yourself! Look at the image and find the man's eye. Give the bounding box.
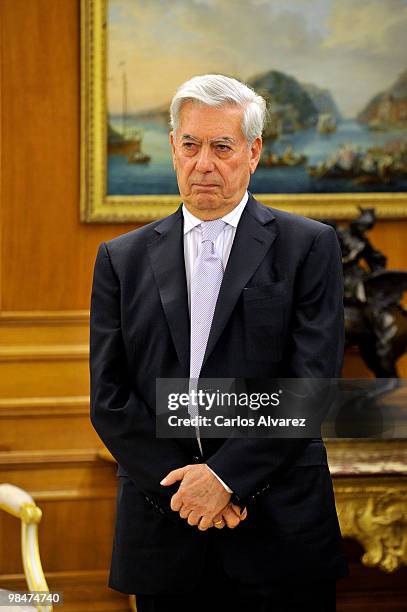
[182,142,196,150]
[216,144,231,152]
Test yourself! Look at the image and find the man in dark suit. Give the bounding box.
[90,74,348,611]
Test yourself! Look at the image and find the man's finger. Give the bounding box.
[160,465,190,486]
[212,515,225,529]
[179,505,191,519]
[170,492,183,512]
[187,511,201,526]
[222,507,241,529]
[231,504,248,520]
[198,515,213,531]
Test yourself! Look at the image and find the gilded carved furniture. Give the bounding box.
[0,484,52,612]
[328,440,407,573]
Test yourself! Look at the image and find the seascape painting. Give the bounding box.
[106,0,407,198]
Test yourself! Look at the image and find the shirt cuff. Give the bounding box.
[207,466,233,493]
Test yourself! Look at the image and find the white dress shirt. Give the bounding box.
[182,191,249,493]
[183,191,248,308]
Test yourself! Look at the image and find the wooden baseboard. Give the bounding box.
[0,570,130,612]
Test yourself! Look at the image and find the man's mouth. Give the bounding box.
[192,183,220,189]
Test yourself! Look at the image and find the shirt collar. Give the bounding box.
[182,191,248,235]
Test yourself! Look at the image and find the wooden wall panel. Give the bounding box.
[0,308,124,609]
[0,0,137,313]
[0,451,128,610]
[0,459,117,574]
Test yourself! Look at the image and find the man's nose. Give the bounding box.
[195,146,215,173]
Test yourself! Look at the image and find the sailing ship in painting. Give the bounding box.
[254,68,407,187]
[317,113,337,134]
[307,70,407,184]
[259,145,307,168]
[108,68,151,164]
[108,124,150,164]
[308,140,407,185]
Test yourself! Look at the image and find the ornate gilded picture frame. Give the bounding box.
[81,0,407,223]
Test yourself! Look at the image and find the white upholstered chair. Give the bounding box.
[0,484,52,612]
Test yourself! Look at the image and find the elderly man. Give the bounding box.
[90,74,347,612]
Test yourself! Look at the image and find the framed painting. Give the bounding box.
[81,0,407,222]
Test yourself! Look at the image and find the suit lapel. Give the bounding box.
[202,195,278,368]
[147,197,277,375]
[147,208,190,375]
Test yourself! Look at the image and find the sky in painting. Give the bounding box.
[107,0,407,118]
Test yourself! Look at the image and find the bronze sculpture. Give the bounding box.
[326,208,407,378]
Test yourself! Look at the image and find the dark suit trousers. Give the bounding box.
[135,535,336,612]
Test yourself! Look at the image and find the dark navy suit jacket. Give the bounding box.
[90,195,348,594]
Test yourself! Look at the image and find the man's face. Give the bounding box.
[170,102,262,219]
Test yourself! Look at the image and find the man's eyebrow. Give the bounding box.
[180,134,236,144]
[210,136,236,144]
[181,134,201,142]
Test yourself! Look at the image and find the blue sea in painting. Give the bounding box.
[107,118,407,196]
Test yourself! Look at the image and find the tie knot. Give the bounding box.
[201,219,226,243]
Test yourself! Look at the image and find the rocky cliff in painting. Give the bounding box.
[247,70,340,137]
[248,70,318,132]
[357,69,407,129]
[128,69,341,138]
[302,83,342,122]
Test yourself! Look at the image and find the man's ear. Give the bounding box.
[169,131,177,170]
[249,136,262,174]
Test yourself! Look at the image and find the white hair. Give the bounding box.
[170,74,266,144]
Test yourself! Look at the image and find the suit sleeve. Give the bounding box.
[89,242,190,503]
[206,225,344,503]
